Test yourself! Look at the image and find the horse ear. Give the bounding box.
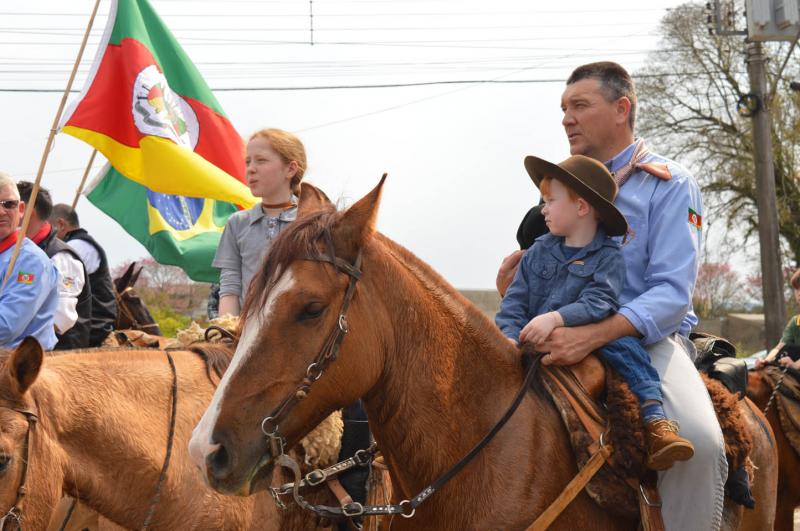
[9,337,43,395]
[129,265,143,288]
[116,261,136,291]
[297,182,332,218]
[332,174,386,262]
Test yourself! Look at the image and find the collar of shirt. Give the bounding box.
[604,140,639,174]
[246,202,298,225]
[534,226,613,263]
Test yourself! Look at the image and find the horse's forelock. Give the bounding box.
[240,205,339,325]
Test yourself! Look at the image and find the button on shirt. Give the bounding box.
[213,203,297,306]
[606,140,703,345]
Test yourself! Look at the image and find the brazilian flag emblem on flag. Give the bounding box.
[59,0,257,282]
[86,165,236,282]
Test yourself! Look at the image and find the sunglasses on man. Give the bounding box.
[0,200,19,210]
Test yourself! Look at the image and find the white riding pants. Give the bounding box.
[647,333,727,531]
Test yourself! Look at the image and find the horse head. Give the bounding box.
[0,338,43,526]
[189,178,388,496]
[113,262,162,335]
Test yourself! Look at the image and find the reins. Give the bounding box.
[141,351,178,530]
[0,408,37,531]
[762,356,792,415]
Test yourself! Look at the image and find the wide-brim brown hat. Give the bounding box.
[523,154,628,237]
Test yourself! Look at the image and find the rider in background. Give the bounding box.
[0,172,58,350]
[756,268,800,370]
[213,128,304,317]
[18,181,92,349]
[51,203,118,347]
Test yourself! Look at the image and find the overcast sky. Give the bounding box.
[1,0,718,288]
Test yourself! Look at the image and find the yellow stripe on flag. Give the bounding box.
[147,197,224,241]
[62,125,257,208]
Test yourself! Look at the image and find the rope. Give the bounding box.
[141,351,178,530]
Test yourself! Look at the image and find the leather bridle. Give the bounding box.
[114,286,160,332]
[260,245,362,460]
[0,407,38,531]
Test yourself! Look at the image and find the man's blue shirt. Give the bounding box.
[0,238,59,350]
[496,228,626,342]
[606,140,703,344]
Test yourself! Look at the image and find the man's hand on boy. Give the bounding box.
[520,311,563,346]
[496,250,524,297]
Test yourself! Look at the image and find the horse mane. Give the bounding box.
[240,204,339,324]
[186,342,234,383]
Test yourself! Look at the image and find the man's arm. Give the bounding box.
[51,252,85,333]
[618,168,702,344]
[0,252,54,345]
[540,312,640,365]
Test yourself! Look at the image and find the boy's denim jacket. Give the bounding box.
[495,227,626,341]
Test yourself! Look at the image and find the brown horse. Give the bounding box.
[747,367,800,531]
[113,262,162,335]
[188,180,777,530]
[0,338,335,530]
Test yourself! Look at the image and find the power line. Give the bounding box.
[0,72,744,93]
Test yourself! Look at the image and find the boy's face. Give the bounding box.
[541,179,584,237]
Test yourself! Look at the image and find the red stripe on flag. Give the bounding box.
[65,38,244,184]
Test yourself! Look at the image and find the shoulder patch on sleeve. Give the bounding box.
[636,162,672,181]
[16,271,35,284]
[688,208,702,230]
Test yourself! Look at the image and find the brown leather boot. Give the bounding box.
[645,419,695,471]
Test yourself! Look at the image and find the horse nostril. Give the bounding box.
[0,455,10,473]
[206,444,232,480]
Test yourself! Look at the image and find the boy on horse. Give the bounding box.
[496,154,695,471]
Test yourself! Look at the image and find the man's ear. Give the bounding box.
[616,96,632,127]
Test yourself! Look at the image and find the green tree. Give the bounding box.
[635,2,800,265]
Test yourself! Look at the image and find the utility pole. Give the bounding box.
[711,0,795,347]
[746,41,787,347]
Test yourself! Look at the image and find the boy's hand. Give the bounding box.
[520,311,563,346]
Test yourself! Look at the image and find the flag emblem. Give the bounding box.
[688,208,702,230]
[17,272,35,284]
[132,65,199,149]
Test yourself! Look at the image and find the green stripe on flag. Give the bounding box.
[87,166,235,283]
[109,0,227,116]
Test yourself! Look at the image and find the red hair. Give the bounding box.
[539,176,578,200]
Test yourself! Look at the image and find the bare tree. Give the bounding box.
[635,2,800,264]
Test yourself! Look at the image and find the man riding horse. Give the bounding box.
[497,62,726,531]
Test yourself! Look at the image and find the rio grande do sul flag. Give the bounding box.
[59,0,256,208]
[85,163,236,283]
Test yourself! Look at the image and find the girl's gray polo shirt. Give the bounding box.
[213,202,297,305]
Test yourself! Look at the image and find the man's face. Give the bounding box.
[0,186,22,240]
[561,78,628,160]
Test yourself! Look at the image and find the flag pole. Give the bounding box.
[2,0,103,291]
[71,149,98,209]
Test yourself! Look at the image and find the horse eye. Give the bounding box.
[297,302,325,322]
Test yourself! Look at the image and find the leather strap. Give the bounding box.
[638,482,665,531]
[526,444,612,531]
[543,367,606,441]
